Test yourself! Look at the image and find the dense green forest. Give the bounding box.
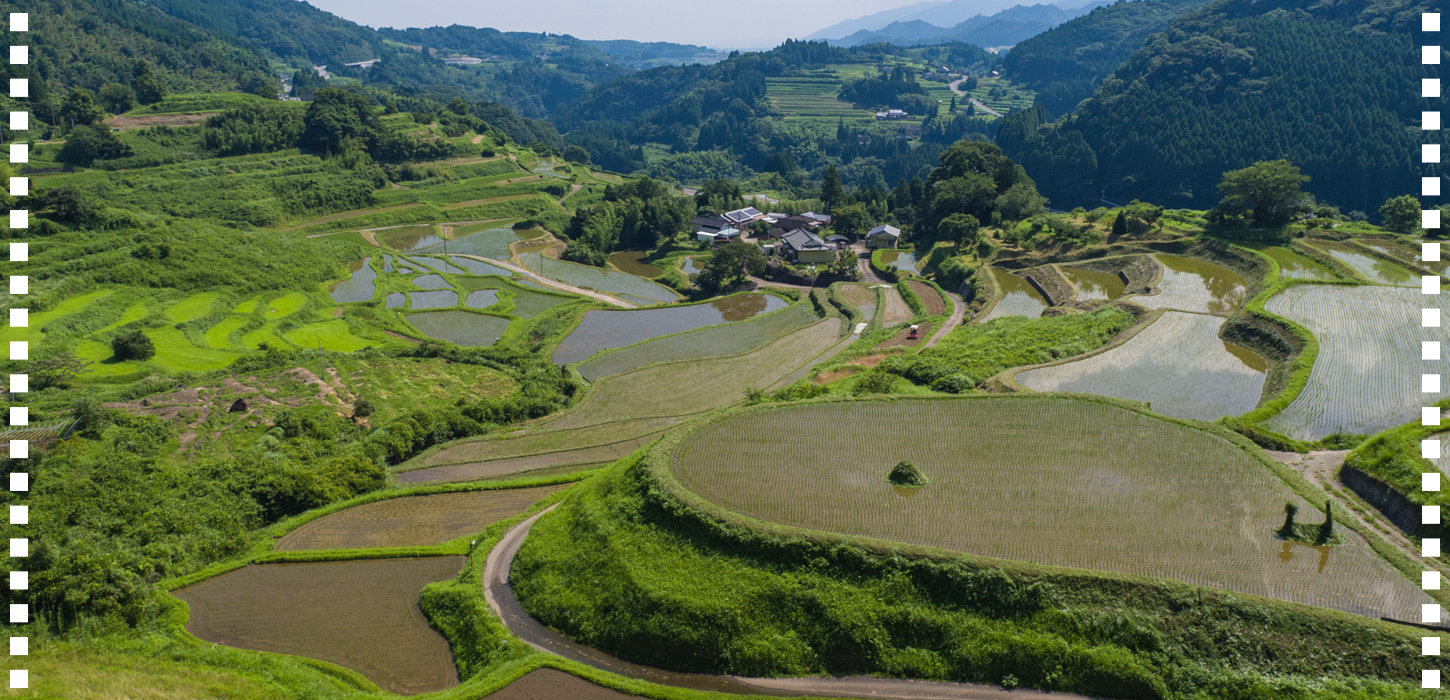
[1001,0,1208,118]
[1003,0,1442,213]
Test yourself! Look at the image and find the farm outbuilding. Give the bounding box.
[868,225,901,249]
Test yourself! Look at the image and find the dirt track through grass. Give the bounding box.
[274,486,569,549]
[173,557,465,695]
[672,397,1431,621]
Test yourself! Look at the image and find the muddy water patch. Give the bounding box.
[983,268,1048,320]
[1060,265,1124,301]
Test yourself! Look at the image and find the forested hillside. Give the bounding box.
[1002,0,1208,117]
[1000,0,1441,215]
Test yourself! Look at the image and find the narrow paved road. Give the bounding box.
[485,507,1090,700]
[926,291,968,348]
[947,78,1002,118]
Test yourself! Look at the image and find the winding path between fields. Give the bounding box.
[449,253,637,309]
[947,78,1003,118]
[926,291,968,348]
[485,506,1087,700]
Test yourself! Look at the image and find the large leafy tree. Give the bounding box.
[1210,159,1311,226]
[1380,195,1421,234]
[696,241,766,294]
[300,88,374,154]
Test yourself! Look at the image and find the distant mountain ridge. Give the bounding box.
[806,0,1095,42]
[826,2,1112,49]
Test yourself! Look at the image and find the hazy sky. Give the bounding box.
[304,0,923,49]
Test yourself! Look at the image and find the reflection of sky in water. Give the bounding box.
[1059,266,1124,301]
[465,290,500,309]
[1131,255,1245,314]
[552,294,786,364]
[329,258,376,302]
[1309,243,1417,287]
[409,290,457,309]
[984,268,1047,320]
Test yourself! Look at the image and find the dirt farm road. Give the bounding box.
[485,506,1092,700]
[926,291,967,348]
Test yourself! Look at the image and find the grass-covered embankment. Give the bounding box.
[512,430,1445,699]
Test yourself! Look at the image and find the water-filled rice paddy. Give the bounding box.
[379,225,445,251]
[547,319,841,430]
[577,302,819,381]
[417,258,469,275]
[1306,241,1418,287]
[1130,255,1245,314]
[1265,285,1450,439]
[417,227,543,260]
[411,274,452,290]
[1059,265,1125,300]
[329,258,376,303]
[172,557,465,695]
[552,294,788,365]
[407,310,509,346]
[1356,238,1450,276]
[1015,311,1266,421]
[983,268,1048,320]
[876,249,919,272]
[680,257,704,276]
[507,287,573,318]
[274,485,569,550]
[383,254,395,273]
[445,256,513,276]
[518,252,678,304]
[409,290,458,309]
[671,397,1431,620]
[608,250,663,277]
[465,290,500,309]
[1245,244,1334,280]
[386,293,405,308]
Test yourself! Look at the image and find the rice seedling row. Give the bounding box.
[274,485,570,550]
[172,557,466,695]
[1305,241,1418,287]
[399,436,662,484]
[671,398,1430,621]
[1265,285,1450,440]
[1015,311,1267,422]
[836,284,878,323]
[904,280,946,316]
[1244,244,1335,280]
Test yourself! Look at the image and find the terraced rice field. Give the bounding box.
[875,250,919,272]
[386,293,405,308]
[416,228,529,259]
[878,286,914,326]
[202,316,249,349]
[379,225,445,251]
[285,320,375,352]
[608,250,663,277]
[399,435,660,484]
[484,669,634,700]
[983,268,1048,320]
[837,284,878,322]
[445,256,513,276]
[173,557,466,695]
[412,273,454,290]
[1306,241,1418,287]
[1059,265,1125,300]
[1015,311,1266,421]
[518,252,678,304]
[1265,285,1450,439]
[421,417,679,468]
[409,290,458,309]
[165,291,220,323]
[1356,238,1450,277]
[671,397,1431,620]
[905,280,946,316]
[766,74,876,121]
[552,294,789,365]
[1129,255,1245,314]
[329,258,377,303]
[548,319,842,430]
[274,486,568,550]
[465,290,500,309]
[1245,244,1335,280]
[576,303,819,381]
[407,311,509,346]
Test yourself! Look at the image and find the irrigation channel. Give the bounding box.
[486,506,1086,700]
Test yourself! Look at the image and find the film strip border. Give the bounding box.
[1428,11,1446,691]
[7,11,27,692]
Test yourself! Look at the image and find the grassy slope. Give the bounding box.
[513,397,1447,700]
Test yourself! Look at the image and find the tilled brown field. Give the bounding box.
[905,280,945,316]
[275,486,570,550]
[173,557,465,695]
[484,669,634,699]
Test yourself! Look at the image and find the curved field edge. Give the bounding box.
[650,393,1450,609]
[510,397,1447,697]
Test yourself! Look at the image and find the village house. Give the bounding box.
[875,109,908,121]
[344,59,381,69]
[691,215,732,237]
[721,207,765,226]
[867,224,901,249]
[781,229,835,264]
[696,227,742,245]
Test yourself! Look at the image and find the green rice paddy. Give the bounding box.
[285,320,377,353]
